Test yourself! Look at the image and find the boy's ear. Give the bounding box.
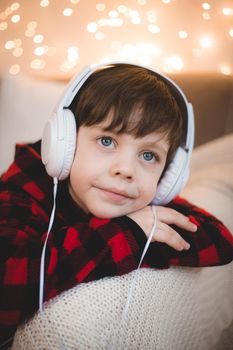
[41,109,76,180]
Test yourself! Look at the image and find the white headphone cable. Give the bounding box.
[107,205,157,350]
[39,177,58,313]
[39,177,68,349]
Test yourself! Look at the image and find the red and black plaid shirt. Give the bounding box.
[0,141,232,348]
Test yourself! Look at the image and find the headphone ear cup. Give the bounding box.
[59,109,77,180]
[41,109,76,180]
[152,147,189,205]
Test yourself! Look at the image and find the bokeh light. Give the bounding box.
[0,0,232,76]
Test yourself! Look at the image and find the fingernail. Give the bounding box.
[185,243,190,250]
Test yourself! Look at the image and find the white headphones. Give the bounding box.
[41,61,194,206]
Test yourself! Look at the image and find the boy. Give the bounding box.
[0,63,232,348]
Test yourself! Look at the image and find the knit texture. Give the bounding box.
[12,264,233,350]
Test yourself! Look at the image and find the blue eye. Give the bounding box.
[99,137,113,147]
[142,152,155,162]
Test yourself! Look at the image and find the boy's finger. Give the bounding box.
[152,224,190,251]
[156,206,197,232]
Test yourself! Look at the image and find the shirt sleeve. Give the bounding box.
[144,196,233,268]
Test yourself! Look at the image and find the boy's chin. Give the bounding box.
[88,205,130,219]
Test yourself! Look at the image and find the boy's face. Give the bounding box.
[69,119,169,219]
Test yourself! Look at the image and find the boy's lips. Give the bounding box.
[94,186,136,202]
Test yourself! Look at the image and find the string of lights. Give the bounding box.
[0,0,232,77]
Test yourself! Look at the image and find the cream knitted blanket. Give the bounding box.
[12,264,233,350]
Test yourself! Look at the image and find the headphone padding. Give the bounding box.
[41,109,76,180]
[59,109,77,180]
[152,147,189,205]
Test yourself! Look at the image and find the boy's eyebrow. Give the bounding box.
[141,141,169,154]
[90,125,169,154]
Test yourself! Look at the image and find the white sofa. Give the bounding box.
[0,72,232,350]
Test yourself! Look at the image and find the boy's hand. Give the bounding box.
[127,206,197,251]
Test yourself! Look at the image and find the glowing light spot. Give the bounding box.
[162,55,184,72]
[5,40,15,50]
[109,10,119,18]
[87,22,98,33]
[9,64,20,75]
[40,0,50,7]
[70,0,80,3]
[60,63,72,73]
[140,43,162,56]
[96,3,106,11]
[139,56,152,66]
[220,65,231,75]
[63,8,73,16]
[222,8,233,16]
[148,24,160,34]
[131,16,141,24]
[31,59,46,70]
[178,30,188,39]
[13,47,23,57]
[121,44,138,59]
[33,34,44,43]
[129,10,140,18]
[117,5,128,13]
[162,0,172,3]
[25,29,35,37]
[34,46,46,56]
[11,3,20,11]
[202,3,211,10]
[114,42,162,62]
[147,11,157,23]
[11,14,20,23]
[108,18,123,27]
[67,46,79,61]
[229,29,233,37]
[0,22,8,30]
[202,12,211,20]
[27,21,38,29]
[98,18,108,26]
[95,32,105,40]
[199,36,212,48]
[60,59,78,72]
[5,7,12,16]
[138,0,147,5]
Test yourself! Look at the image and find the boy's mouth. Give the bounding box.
[94,186,136,202]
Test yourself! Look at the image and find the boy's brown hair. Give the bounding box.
[70,64,184,160]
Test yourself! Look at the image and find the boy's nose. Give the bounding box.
[110,159,135,181]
